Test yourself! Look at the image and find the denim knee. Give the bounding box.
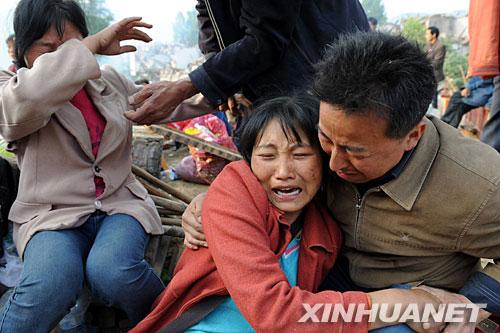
[85,255,163,323]
[85,254,122,302]
[0,257,84,332]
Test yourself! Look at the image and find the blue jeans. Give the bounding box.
[0,212,164,333]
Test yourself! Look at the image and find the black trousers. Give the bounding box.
[440,91,475,128]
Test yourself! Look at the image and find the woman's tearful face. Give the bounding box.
[251,119,323,224]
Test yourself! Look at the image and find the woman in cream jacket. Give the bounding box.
[0,0,165,331]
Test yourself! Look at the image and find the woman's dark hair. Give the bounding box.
[239,94,321,165]
[13,0,89,68]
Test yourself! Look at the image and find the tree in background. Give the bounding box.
[441,36,468,90]
[172,10,198,47]
[75,0,114,35]
[361,0,387,24]
[402,17,427,48]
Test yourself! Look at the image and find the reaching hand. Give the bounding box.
[83,17,152,56]
[217,94,252,113]
[125,79,199,125]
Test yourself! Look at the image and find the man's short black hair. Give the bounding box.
[427,26,440,38]
[239,94,321,165]
[368,17,378,25]
[13,0,89,68]
[313,32,435,138]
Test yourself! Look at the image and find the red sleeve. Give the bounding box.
[202,161,370,333]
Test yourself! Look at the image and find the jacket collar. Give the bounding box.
[84,77,128,163]
[53,75,126,162]
[53,96,94,161]
[380,116,440,211]
[86,76,107,95]
[273,201,335,254]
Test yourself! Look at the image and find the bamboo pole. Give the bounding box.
[138,177,172,200]
[161,217,182,227]
[151,195,187,213]
[132,164,193,203]
[459,64,467,85]
[156,207,182,217]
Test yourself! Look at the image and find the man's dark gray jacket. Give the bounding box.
[189,0,369,105]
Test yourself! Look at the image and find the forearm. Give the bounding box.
[0,40,100,141]
[367,288,439,330]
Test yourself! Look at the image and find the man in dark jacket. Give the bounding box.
[125,0,369,124]
[425,26,446,108]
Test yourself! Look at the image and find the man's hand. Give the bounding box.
[181,193,208,250]
[406,288,446,333]
[125,79,199,125]
[369,288,445,332]
[217,94,252,114]
[83,17,152,55]
[415,285,491,333]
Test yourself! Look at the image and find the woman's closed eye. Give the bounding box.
[256,153,276,160]
[293,152,313,159]
[292,146,315,159]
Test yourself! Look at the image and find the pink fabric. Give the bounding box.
[70,88,106,197]
[7,63,17,73]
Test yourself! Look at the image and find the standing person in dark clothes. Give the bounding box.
[124,0,370,125]
[425,26,446,109]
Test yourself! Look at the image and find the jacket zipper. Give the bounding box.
[352,186,380,249]
[354,189,362,249]
[204,0,226,50]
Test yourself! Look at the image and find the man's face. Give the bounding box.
[318,102,425,184]
[425,29,435,43]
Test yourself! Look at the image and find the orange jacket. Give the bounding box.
[133,161,369,333]
[468,0,500,77]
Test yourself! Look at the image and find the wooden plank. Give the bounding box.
[150,125,242,161]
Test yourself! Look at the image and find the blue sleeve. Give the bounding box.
[459,272,500,313]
